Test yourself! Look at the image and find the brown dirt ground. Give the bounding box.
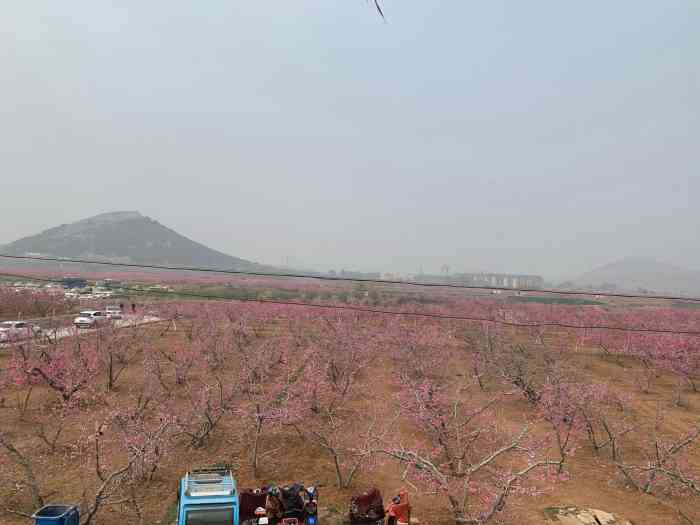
[1,320,699,525]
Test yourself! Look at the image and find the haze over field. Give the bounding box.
[3,211,700,296]
[1,1,698,280]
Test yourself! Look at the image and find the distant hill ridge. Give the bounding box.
[573,257,700,296]
[0,211,264,272]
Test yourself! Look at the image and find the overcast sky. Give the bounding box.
[1,1,697,280]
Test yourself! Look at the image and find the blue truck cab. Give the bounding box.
[177,468,240,525]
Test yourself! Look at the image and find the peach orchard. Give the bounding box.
[1,295,700,525]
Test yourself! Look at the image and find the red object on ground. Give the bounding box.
[385,490,410,525]
[349,487,385,524]
[239,489,269,522]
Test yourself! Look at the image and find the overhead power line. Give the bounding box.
[1,253,699,303]
[2,270,700,337]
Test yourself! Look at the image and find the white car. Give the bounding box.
[0,321,42,343]
[73,310,107,329]
[105,306,123,320]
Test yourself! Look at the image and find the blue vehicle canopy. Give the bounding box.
[177,467,239,525]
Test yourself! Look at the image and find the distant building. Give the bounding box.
[417,272,544,289]
[102,279,123,289]
[330,270,382,280]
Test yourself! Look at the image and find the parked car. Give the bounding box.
[105,306,123,320]
[0,321,42,343]
[73,310,107,329]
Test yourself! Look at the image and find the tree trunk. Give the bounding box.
[332,450,345,488]
[252,406,263,478]
[447,494,469,525]
[555,425,572,474]
[0,434,44,509]
[17,387,33,420]
[344,457,362,489]
[601,419,618,461]
[473,358,485,391]
[108,353,114,392]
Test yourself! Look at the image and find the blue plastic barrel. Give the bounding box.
[32,505,80,525]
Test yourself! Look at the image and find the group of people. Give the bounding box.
[349,488,411,525]
[265,487,294,523]
[264,485,301,522]
[258,485,411,525]
[242,484,411,525]
[116,302,137,313]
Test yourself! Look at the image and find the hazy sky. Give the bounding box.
[1,1,698,280]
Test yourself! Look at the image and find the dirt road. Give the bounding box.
[0,314,161,348]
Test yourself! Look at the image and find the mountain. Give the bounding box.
[573,257,700,296]
[0,211,265,272]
